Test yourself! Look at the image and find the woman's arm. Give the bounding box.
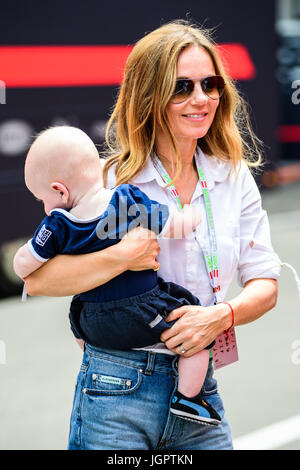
[160,278,278,357]
[25,227,160,297]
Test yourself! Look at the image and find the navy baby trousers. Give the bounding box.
[69,277,215,350]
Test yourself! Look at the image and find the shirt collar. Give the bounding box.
[107,147,232,190]
[195,147,231,191]
[133,147,232,191]
[131,156,166,187]
[106,155,165,189]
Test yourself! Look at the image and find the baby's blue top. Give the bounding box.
[28,184,170,301]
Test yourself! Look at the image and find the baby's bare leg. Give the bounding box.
[75,338,85,351]
[177,349,209,397]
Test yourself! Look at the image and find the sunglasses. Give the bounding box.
[171,75,225,103]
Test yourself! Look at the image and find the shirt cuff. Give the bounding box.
[237,260,282,287]
[27,239,49,263]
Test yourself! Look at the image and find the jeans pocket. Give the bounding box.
[83,355,143,396]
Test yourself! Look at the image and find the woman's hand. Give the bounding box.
[120,227,160,271]
[160,303,231,357]
[160,278,278,358]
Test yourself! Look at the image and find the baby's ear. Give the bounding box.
[51,181,69,202]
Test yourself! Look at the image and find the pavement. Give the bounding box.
[0,180,299,450]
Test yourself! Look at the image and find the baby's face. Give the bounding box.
[27,179,68,216]
[36,189,67,216]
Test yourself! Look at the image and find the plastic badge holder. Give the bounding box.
[212,327,238,369]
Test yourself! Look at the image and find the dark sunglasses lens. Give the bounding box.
[202,76,225,99]
[172,79,194,103]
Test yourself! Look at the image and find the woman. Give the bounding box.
[25,20,280,450]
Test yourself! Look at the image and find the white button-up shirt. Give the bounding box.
[106,148,281,353]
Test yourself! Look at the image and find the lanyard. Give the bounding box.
[151,150,221,303]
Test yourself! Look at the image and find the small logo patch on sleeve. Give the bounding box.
[36,224,52,247]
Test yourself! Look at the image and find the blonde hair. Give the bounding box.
[103,20,262,186]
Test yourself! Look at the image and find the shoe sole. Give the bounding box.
[170,408,221,426]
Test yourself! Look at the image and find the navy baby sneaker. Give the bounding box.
[170,391,222,426]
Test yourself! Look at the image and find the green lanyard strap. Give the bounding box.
[151,150,221,303]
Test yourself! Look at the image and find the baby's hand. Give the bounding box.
[182,204,201,231]
[164,205,201,238]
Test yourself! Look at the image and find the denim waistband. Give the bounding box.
[85,343,179,374]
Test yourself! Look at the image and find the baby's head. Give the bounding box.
[25,126,102,215]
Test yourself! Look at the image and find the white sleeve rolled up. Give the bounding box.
[237,167,281,287]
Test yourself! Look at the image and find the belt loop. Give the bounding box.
[144,351,156,375]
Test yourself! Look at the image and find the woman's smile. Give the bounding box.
[181,112,208,122]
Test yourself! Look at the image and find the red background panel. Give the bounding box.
[0,44,255,88]
[277,125,300,143]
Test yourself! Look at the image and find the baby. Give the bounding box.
[14,126,221,426]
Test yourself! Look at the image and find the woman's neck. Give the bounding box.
[155,138,198,179]
[155,138,199,205]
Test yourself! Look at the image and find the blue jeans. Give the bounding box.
[68,345,233,450]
